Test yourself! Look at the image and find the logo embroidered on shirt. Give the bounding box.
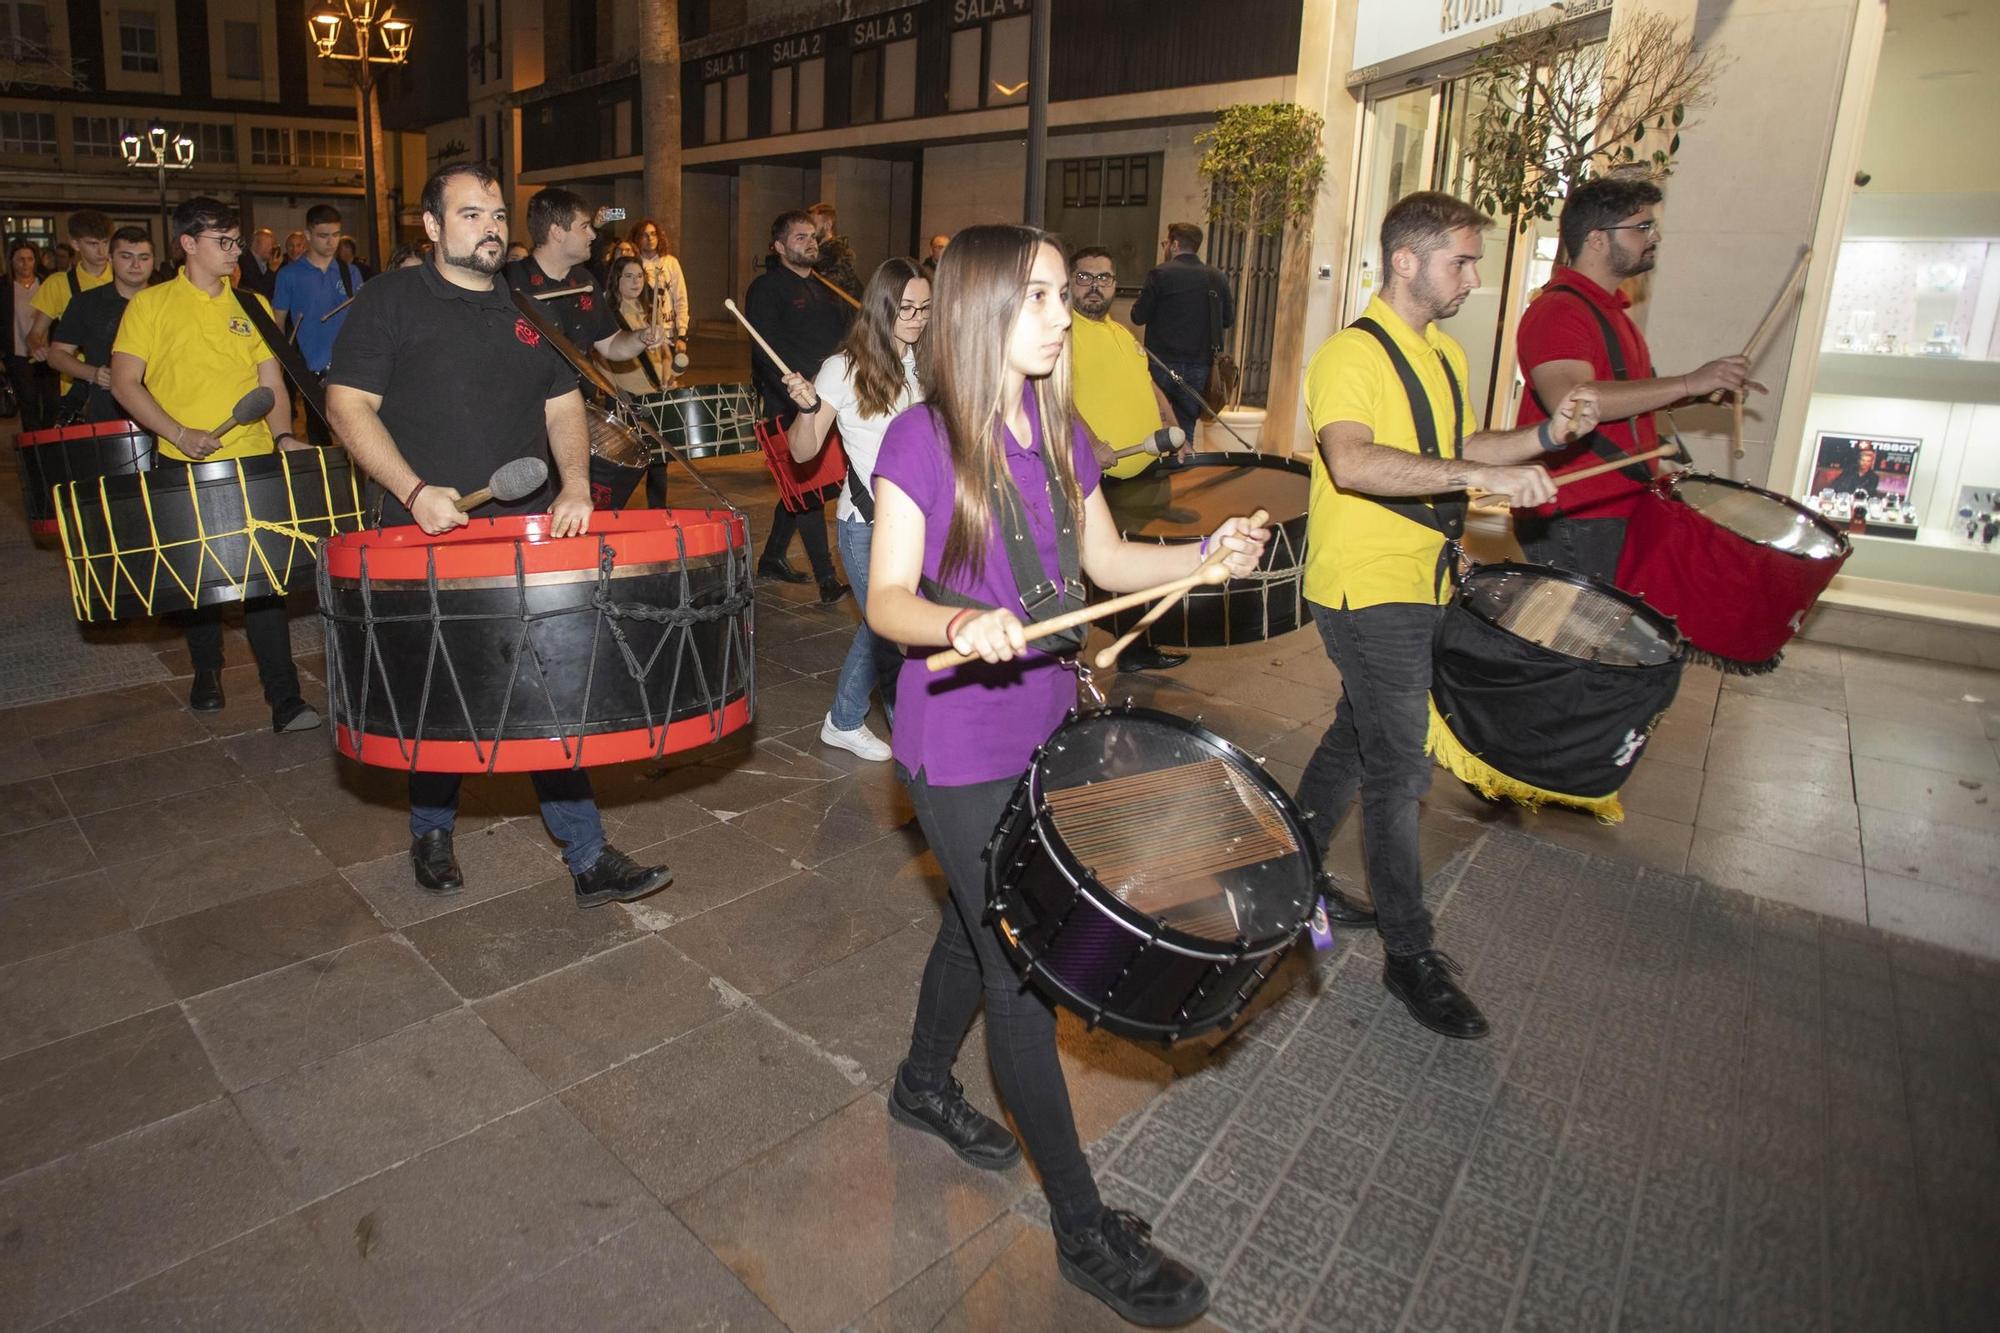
[579,294,593,311]
[514,318,541,347]
[227,317,253,337]
[530,272,544,286]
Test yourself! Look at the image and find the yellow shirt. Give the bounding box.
[1302,295,1469,610]
[1070,312,1163,481]
[32,263,114,393]
[113,269,276,462]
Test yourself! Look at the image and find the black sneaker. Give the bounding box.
[1384,949,1490,1040]
[1054,1208,1210,1328]
[272,697,322,733]
[818,578,850,605]
[887,1062,1020,1170]
[410,829,464,894]
[1118,645,1190,672]
[757,558,812,585]
[573,845,671,907]
[1314,871,1377,926]
[189,669,225,712]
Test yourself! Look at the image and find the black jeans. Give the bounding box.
[1514,513,1627,585]
[901,766,1102,1232]
[175,594,301,705]
[1294,600,1441,956]
[1148,358,1209,437]
[761,494,836,583]
[644,461,667,509]
[5,355,60,432]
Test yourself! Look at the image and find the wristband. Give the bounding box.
[173,424,187,448]
[1536,419,1559,452]
[404,480,427,510]
[944,609,973,644]
[1199,535,1212,558]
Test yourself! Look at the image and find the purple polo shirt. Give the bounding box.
[872,388,1102,787]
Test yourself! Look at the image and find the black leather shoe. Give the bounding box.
[411,829,464,894]
[757,558,811,585]
[1119,645,1190,672]
[1384,949,1490,1040]
[1315,872,1377,926]
[818,578,850,604]
[189,669,225,712]
[888,1062,1021,1170]
[1054,1208,1210,1328]
[271,697,322,733]
[573,845,671,907]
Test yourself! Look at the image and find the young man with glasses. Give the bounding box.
[273,205,366,445]
[1067,246,1190,672]
[108,197,319,732]
[1512,175,1761,581]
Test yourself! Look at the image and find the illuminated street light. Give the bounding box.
[307,2,413,267]
[120,123,195,266]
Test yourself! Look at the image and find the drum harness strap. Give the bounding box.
[917,445,1098,700]
[232,287,336,443]
[1541,284,1693,485]
[1348,317,1468,598]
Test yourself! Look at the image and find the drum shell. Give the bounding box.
[15,420,157,537]
[1104,453,1309,646]
[1617,476,1849,670]
[633,384,761,460]
[1431,572,1683,800]
[55,450,364,622]
[319,510,755,772]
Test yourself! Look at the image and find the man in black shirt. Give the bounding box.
[326,162,671,910]
[744,209,851,602]
[1131,222,1235,437]
[46,226,154,423]
[504,187,663,370]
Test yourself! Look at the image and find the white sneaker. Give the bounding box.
[820,713,892,762]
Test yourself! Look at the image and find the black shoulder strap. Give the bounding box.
[1348,317,1466,541]
[1539,285,1655,487]
[918,438,1086,654]
[232,287,332,437]
[611,303,665,392]
[1548,284,1627,379]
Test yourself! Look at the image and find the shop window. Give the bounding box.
[703,81,722,144]
[946,26,981,111]
[987,15,1028,106]
[881,38,916,121]
[704,75,749,144]
[223,19,260,81]
[1,1,50,62]
[850,45,880,125]
[771,64,793,135]
[72,115,120,156]
[1046,153,1163,288]
[118,8,159,73]
[725,71,749,140]
[795,57,825,132]
[0,108,54,152]
[3,214,56,248]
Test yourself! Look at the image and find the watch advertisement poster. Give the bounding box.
[1807,432,1921,539]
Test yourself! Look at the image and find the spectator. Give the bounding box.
[6,237,59,430]
[272,204,366,444]
[1130,221,1234,436]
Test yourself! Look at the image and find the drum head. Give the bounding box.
[1104,453,1308,542]
[1461,563,1680,667]
[1670,475,1845,558]
[1031,708,1313,951]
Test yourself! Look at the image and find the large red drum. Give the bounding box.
[317,509,755,772]
[1616,473,1849,673]
[15,419,157,536]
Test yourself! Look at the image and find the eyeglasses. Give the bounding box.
[196,233,245,253]
[1600,221,1659,236]
[896,302,932,319]
[1072,272,1116,288]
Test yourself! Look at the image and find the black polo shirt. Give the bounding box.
[743,264,851,419]
[327,263,576,525]
[503,255,615,360]
[50,281,136,423]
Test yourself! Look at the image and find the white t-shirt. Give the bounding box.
[814,345,921,524]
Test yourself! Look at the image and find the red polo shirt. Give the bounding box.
[1514,267,1660,521]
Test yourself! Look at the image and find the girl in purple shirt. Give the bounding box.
[866,225,1267,1327]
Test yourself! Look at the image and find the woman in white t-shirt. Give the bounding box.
[783,257,930,761]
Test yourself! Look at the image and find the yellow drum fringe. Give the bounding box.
[1425,701,1626,824]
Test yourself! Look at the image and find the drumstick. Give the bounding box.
[926,561,1237,672]
[722,299,796,379]
[1094,508,1268,670]
[319,294,358,322]
[531,285,595,301]
[811,270,861,309]
[454,456,550,511]
[1467,443,1681,511]
[1733,246,1813,460]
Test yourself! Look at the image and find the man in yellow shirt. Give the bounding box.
[1296,191,1597,1040]
[25,210,114,393]
[110,196,318,732]
[1068,245,1188,672]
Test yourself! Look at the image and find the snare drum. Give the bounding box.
[15,420,157,537]
[586,403,648,510]
[632,383,763,460]
[986,705,1317,1043]
[318,508,755,772]
[1617,473,1849,673]
[1429,563,1684,821]
[1102,453,1309,646]
[54,449,366,622]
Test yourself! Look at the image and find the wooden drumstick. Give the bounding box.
[722,299,796,379]
[1468,443,1682,511]
[812,270,862,309]
[1094,508,1268,670]
[926,562,1237,672]
[1732,246,1813,459]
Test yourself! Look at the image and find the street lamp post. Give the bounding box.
[308,2,413,268]
[120,125,194,264]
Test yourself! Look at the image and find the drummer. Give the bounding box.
[107,196,320,734]
[599,253,678,511]
[1066,245,1190,673]
[505,188,666,384]
[46,226,155,424]
[1512,176,1758,580]
[866,224,1267,1325]
[1293,191,1598,1040]
[324,162,671,910]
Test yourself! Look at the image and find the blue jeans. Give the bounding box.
[1149,358,1209,437]
[409,770,604,876]
[831,518,901,731]
[1293,600,1442,956]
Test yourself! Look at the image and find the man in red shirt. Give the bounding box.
[1513,176,1758,581]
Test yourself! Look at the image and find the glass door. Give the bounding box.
[1345,86,1435,323]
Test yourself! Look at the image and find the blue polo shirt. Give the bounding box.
[273,256,364,372]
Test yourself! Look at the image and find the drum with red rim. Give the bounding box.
[317,509,754,772]
[15,419,157,536]
[1616,473,1849,673]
